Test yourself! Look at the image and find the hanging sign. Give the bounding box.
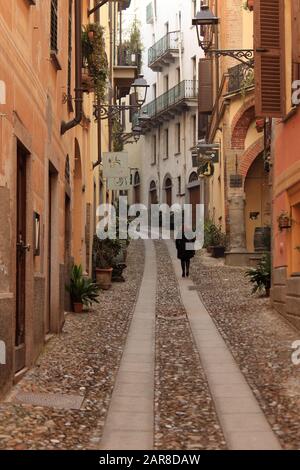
[107,176,131,191]
[103,152,129,178]
[198,161,215,178]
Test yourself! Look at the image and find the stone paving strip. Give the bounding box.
[154,241,226,450]
[190,251,300,450]
[0,241,144,450]
[166,240,282,451]
[99,240,156,450]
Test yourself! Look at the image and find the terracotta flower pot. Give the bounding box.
[247,0,254,11]
[96,267,113,290]
[73,302,83,313]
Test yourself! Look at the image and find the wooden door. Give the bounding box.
[15,146,28,372]
[189,185,201,230]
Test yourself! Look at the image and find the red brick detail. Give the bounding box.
[231,105,256,150]
[240,137,264,177]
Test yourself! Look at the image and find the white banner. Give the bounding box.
[107,176,131,191]
[103,152,129,178]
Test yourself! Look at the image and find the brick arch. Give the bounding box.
[240,137,264,178]
[231,99,256,150]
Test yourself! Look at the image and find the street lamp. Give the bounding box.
[93,76,149,121]
[131,75,149,107]
[192,5,254,67]
[192,5,219,54]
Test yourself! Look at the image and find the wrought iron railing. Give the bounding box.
[148,31,181,66]
[117,45,142,69]
[228,63,254,93]
[140,80,198,119]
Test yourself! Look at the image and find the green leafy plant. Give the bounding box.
[82,23,108,100]
[93,236,122,269]
[112,117,124,152]
[245,253,271,296]
[67,265,100,306]
[204,220,226,248]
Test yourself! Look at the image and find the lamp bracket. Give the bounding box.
[207,49,254,68]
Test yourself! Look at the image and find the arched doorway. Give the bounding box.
[73,139,83,265]
[188,172,201,229]
[244,153,271,252]
[164,176,173,207]
[134,171,141,204]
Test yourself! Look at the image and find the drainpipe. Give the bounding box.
[61,0,83,135]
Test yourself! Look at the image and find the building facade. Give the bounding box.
[124,0,203,218]
[200,0,272,266]
[253,0,300,328]
[0,0,133,398]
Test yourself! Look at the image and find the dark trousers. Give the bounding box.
[181,259,190,275]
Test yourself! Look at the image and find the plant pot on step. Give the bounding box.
[73,302,84,314]
[212,246,225,258]
[96,267,113,290]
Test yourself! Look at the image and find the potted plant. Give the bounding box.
[245,253,271,297]
[66,265,100,313]
[82,23,108,99]
[277,211,292,231]
[204,221,226,258]
[93,236,122,290]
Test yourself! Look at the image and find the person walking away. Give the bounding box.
[175,227,195,278]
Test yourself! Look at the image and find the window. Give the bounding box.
[51,0,58,53]
[176,123,181,154]
[292,0,300,83]
[177,67,181,84]
[192,115,197,146]
[67,0,73,110]
[153,83,157,100]
[152,135,157,165]
[254,0,285,117]
[192,0,197,18]
[164,129,169,159]
[164,75,169,93]
[177,176,182,195]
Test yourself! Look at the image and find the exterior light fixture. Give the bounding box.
[93,76,149,121]
[131,75,150,107]
[192,5,254,68]
[192,5,219,53]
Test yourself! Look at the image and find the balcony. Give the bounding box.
[148,31,181,72]
[137,80,198,130]
[227,63,254,94]
[114,45,141,98]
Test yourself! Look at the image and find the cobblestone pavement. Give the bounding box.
[190,251,300,450]
[0,241,145,450]
[154,241,226,450]
[0,241,298,450]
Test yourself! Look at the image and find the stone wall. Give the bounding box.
[0,296,14,398]
[272,267,300,330]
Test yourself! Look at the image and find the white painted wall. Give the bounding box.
[123,0,203,207]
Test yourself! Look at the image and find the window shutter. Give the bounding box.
[198,58,213,114]
[254,0,285,117]
[292,0,300,81]
[51,0,58,53]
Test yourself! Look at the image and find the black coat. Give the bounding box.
[175,234,196,260]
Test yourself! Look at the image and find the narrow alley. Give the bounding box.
[1,240,299,451]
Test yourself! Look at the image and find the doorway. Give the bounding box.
[15,144,28,373]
